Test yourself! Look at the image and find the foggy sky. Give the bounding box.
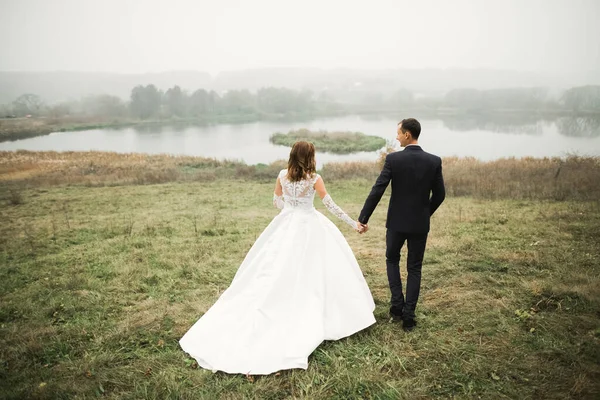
[1,0,599,76]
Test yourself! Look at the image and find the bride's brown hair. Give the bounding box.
[287,141,317,182]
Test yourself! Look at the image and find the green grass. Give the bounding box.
[1,177,599,399]
[270,129,387,154]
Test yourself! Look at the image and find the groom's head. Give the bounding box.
[397,118,421,147]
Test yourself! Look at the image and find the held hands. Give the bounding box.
[356,222,369,234]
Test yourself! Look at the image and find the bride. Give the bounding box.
[179,141,376,375]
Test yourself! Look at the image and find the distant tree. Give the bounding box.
[220,90,255,114]
[257,87,314,114]
[48,103,71,118]
[130,85,161,119]
[560,86,600,111]
[81,95,127,117]
[314,91,343,113]
[12,93,45,116]
[257,87,286,113]
[208,90,221,114]
[189,89,211,116]
[164,85,187,117]
[0,103,14,117]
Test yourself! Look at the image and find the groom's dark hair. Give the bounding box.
[399,118,421,139]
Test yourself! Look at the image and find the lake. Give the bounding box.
[1,115,599,167]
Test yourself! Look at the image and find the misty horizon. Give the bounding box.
[2,0,599,78]
[0,67,587,85]
[0,66,595,79]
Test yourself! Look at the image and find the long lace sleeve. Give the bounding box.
[273,194,284,209]
[322,194,358,230]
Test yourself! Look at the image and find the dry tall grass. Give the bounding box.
[315,153,600,201]
[442,156,600,200]
[1,150,599,201]
[0,150,286,188]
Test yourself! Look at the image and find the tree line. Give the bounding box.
[1,85,600,119]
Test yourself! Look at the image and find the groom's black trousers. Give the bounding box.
[386,229,428,320]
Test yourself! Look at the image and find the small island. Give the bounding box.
[269,128,387,154]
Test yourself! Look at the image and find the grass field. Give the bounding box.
[0,152,599,399]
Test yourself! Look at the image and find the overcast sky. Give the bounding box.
[1,0,599,76]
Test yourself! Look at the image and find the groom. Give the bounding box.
[357,118,445,331]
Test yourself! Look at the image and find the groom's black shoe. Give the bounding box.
[402,318,417,332]
[389,306,403,322]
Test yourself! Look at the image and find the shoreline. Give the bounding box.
[1,108,598,143]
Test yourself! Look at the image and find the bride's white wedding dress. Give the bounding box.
[179,169,376,375]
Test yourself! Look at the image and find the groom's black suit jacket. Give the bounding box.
[358,145,445,233]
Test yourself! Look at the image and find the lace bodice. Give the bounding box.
[273,169,358,230]
[278,169,319,209]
